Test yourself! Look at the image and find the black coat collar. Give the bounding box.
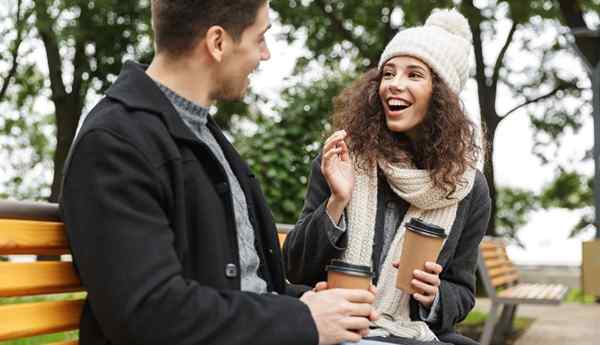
[105,61,201,144]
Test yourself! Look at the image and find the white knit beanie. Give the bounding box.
[378,8,473,95]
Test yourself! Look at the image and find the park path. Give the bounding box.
[474,298,600,345]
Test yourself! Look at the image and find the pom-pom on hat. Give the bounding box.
[378,9,473,95]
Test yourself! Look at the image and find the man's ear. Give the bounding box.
[205,25,229,63]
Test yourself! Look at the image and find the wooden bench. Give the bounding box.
[0,199,294,344]
[477,237,569,345]
[0,200,82,344]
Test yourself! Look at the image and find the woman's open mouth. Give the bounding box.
[386,98,412,116]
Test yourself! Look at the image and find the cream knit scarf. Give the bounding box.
[340,158,476,341]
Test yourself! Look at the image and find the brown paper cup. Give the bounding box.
[395,218,446,294]
[326,260,372,290]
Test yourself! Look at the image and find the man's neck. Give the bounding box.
[146,54,215,108]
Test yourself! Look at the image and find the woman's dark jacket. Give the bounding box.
[61,61,317,345]
[284,156,491,335]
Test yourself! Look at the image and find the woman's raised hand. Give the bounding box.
[321,130,354,223]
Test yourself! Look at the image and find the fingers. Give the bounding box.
[411,277,437,296]
[340,315,371,331]
[368,285,378,295]
[336,288,376,304]
[411,262,442,307]
[413,292,435,306]
[323,130,347,152]
[322,130,348,161]
[340,330,363,343]
[424,261,443,274]
[413,269,441,287]
[313,281,328,292]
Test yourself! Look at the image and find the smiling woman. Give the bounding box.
[283,8,491,345]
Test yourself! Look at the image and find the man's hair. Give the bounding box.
[151,0,267,56]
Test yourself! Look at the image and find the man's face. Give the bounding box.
[216,2,271,101]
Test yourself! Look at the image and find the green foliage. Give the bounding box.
[540,169,592,209]
[0,0,154,200]
[539,169,593,237]
[0,331,78,345]
[235,72,354,223]
[495,187,539,242]
[564,288,598,304]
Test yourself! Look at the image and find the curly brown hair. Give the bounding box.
[331,67,483,197]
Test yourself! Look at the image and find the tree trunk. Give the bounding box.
[34,0,84,202]
[484,122,498,236]
[49,101,81,202]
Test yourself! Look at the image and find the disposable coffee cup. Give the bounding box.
[395,218,447,294]
[326,259,372,290]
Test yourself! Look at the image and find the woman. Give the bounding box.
[284,9,491,345]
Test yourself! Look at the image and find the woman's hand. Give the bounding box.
[321,130,354,223]
[393,261,443,308]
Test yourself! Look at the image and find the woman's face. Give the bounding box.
[378,55,433,140]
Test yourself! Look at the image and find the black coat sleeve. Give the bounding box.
[62,129,318,345]
[283,155,347,286]
[424,171,491,334]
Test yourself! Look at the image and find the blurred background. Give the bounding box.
[1,0,599,287]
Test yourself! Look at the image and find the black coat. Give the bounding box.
[284,156,491,335]
[61,61,317,345]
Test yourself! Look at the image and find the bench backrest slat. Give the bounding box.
[0,299,84,341]
[478,238,520,295]
[0,219,69,255]
[0,262,82,297]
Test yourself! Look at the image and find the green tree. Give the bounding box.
[240,0,594,233]
[32,0,153,201]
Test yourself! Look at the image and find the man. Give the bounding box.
[61,1,378,345]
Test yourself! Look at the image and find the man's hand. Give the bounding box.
[300,288,377,345]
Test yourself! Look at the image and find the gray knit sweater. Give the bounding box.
[156,82,267,293]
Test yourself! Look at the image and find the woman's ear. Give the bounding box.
[205,25,229,63]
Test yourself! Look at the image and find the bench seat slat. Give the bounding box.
[0,299,84,341]
[0,219,69,255]
[497,283,568,303]
[0,262,82,297]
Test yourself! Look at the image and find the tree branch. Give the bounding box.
[557,0,599,67]
[0,0,27,103]
[70,3,92,112]
[501,82,576,119]
[461,0,501,127]
[490,21,517,96]
[34,0,67,104]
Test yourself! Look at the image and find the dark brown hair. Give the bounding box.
[151,0,267,56]
[332,68,483,196]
